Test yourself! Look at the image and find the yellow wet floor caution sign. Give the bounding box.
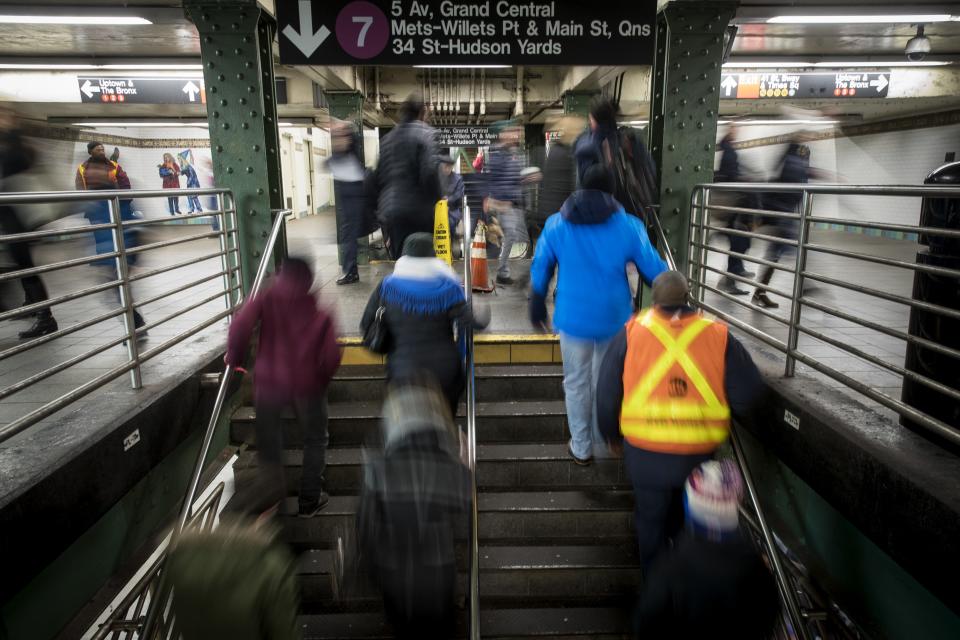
[434,199,452,265]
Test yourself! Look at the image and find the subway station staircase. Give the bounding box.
[230,363,639,639]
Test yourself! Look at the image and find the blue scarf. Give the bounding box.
[380,274,465,316]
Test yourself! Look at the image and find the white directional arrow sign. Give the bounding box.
[721,75,738,97]
[282,0,331,57]
[80,79,101,99]
[182,81,201,102]
[870,74,889,93]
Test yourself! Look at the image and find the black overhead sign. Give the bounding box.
[76,77,207,104]
[436,126,496,147]
[277,0,655,66]
[719,72,890,100]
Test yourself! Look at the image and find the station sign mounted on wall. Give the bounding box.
[277,0,655,65]
[719,72,890,100]
[76,77,207,104]
[436,126,497,147]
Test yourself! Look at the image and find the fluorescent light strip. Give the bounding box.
[767,14,954,24]
[718,119,839,125]
[0,15,152,25]
[0,63,202,70]
[72,122,209,128]
[723,61,950,68]
[414,65,511,69]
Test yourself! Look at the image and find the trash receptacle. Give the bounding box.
[901,161,960,447]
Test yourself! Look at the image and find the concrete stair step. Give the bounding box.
[230,400,568,446]
[278,491,634,550]
[234,444,629,494]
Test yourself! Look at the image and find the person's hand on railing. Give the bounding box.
[222,354,248,375]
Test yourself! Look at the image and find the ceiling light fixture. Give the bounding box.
[766,14,954,24]
[413,65,511,69]
[0,63,202,70]
[71,122,209,128]
[717,119,840,125]
[0,15,152,25]
[723,60,950,68]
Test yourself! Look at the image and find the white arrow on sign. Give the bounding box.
[80,79,101,99]
[721,75,738,97]
[282,0,331,57]
[870,74,889,93]
[182,81,201,102]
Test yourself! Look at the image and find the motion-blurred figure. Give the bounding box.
[531,165,667,465]
[360,233,478,417]
[159,152,182,215]
[375,94,441,259]
[0,106,58,338]
[76,141,147,336]
[533,115,582,248]
[486,120,527,285]
[714,124,756,295]
[226,257,341,517]
[752,133,831,308]
[634,461,779,639]
[329,119,369,285]
[357,379,470,640]
[598,271,762,568]
[439,154,465,249]
[167,516,300,640]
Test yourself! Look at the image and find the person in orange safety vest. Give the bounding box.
[597,270,763,569]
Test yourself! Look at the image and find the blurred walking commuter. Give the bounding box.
[329,119,369,285]
[597,271,762,568]
[360,233,479,417]
[634,461,779,639]
[159,152,182,215]
[533,116,582,247]
[375,94,442,259]
[167,516,300,640]
[76,141,147,335]
[530,165,667,465]
[486,120,527,285]
[440,154,465,245]
[356,379,470,640]
[0,107,58,339]
[226,257,341,517]
[713,124,756,295]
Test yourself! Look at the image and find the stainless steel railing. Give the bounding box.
[689,182,960,448]
[0,187,240,443]
[461,201,480,640]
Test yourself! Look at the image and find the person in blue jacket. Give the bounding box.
[529,164,667,465]
[180,160,203,213]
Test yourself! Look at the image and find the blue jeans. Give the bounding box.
[559,332,614,460]
[187,195,202,212]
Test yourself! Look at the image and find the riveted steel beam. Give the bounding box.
[648,1,738,270]
[184,0,285,294]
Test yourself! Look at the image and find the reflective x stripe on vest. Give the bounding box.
[620,309,730,454]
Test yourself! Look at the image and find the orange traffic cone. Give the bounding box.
[470,220,495,293]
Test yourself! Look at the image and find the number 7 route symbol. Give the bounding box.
[353,16,373,47]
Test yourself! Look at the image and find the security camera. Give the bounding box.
[906,25,931,61]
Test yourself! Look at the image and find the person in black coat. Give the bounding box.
[360,233,482,416]
[375,95,442,259]
[634,460,780,640]
[534,116,582,247]
[329,120,369,285]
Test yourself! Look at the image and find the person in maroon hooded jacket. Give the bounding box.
[226,257,341,518]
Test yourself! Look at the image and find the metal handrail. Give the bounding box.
[647,205,812,640]
[138,208,289,639]
[461,202,480,640]
[688,181,960,448]
[0,187,240,444]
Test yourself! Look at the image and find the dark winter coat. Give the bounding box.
[634,532,779,640]
[226,261,341,404]
[375,120,442,227]
[536,141,576,224]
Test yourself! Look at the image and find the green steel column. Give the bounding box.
[325,90,370,266]
[648,0,737,270]
[184,0,285,294]
[562,91,595,115]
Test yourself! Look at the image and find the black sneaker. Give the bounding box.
[19,316,58,340]
[731,269,756,279]
[496,275,514,286]
[718,277,749,296]
[336,272,359,286]
[298,492,330,518]
[752,292,779,309]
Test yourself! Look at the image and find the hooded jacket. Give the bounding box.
[530,190,667,340]
[226,262,341,403]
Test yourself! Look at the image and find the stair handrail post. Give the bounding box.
[461,201,480,640]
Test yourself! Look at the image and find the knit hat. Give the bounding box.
[684,460,743,539]
[87,140,104,153]
[402,232,436,258]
